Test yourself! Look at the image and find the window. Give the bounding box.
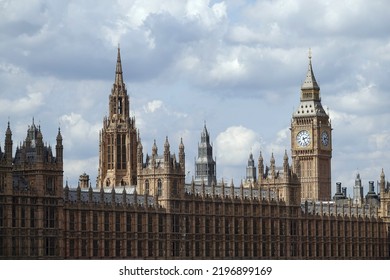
[195,241,200,257]
[172,179,178,195]
[115,212,121,232]
[0,174,4,193]
[205,218,211,234]
[137,240,143,257]
[45,237,56,256]
[253,220,258,234]
[93,240,99,257]
[12,203,16,227]
[46,176,54,193]
[225,219,230,234]
[108,136,113,170]
[81,239,87,257]
[126,214,131,232]
[148,241,154,257]
[104,212,110,232]
[21,206,26,228]
[137,214,143,232]
[81,211,87,231]
[69,211,75,230]
[158,214,164,233]
[172,215,179,233]
[205,241,211,257]
[244,219,249,235]
[104,240,110,257]
[234,218,239,235]
[45,206,55,228]
[93,212,98,231]
[116,134,127,170]
[116,240,121,257]
[157,179,162,196]
[145,180,149,195]
[225,242,230,257]
[159,241,164,257]
[118,97,122,114]
[0,205,3,227]
[126,240,132,257]
[30,238,36,256]
[30,208,35,228]
[148,215,153,232]
[69,239,75,257]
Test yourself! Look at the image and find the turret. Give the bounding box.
[5,122,12,165]
[35,126,44,162]
[270,153,276,178]
[380,169,386,196]
[164,136,170,167]
[258,151,264,181]
[283,150,289,176]
[353,173,363,205]
[365,181,379,206]
[137,138,143,167]
[246,153,256,182]
[79,172,90,189]
[194,123,216,186]
[56,127,63,163]
[179,138,185,171]
[333,182,347,203]
[152,140,157,167]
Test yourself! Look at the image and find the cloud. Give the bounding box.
[59,112,100,158]
[215,126,261,166]
[143,100,163,113]
[64,156,99,187]
[0,92,44,116]
[2,0,390,196]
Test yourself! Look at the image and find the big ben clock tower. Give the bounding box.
[291,51,332,202]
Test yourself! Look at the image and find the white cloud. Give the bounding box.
[59,112,100,155]
[265,127,290,157]
[0,92,44,116]
[143,100,163,113]
[215,126,261,166]
[64,156,99,187]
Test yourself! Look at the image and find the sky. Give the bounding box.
[1,0,390,196]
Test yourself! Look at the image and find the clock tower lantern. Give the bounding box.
[291,51,332,201]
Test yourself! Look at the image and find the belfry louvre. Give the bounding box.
[0,49,389,259]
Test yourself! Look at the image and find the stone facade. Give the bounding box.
[0,49,390,259]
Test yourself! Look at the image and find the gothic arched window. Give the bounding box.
[145,180,149,195]
[157,179,162,196]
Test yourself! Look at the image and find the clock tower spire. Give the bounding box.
[291,51,332,202]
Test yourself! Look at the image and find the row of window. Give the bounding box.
[0,237,57,257]
[64,238,387,259]
[64,210,383,240]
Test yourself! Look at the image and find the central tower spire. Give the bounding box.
[109,47,129,121]
[115,47,124,86]
[97,48,138,188]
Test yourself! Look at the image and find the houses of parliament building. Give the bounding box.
[0,49,389,260]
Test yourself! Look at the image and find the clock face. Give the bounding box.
[296,130,310,147]
[321,131,329,146]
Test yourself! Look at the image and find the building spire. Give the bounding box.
[115,46,124,86]
[301,48,320,91]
